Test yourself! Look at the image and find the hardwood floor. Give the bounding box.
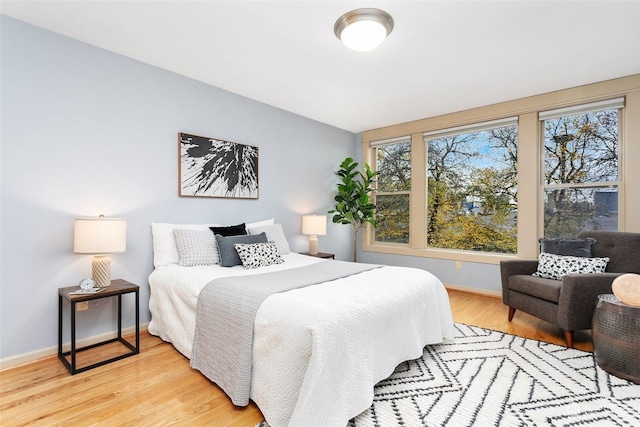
[449,289,593,352]
[0,289,593,426]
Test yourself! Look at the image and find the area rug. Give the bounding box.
[347,323,640,426]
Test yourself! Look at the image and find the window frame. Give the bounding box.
[371,136,412,245]
[360,75,640,265]
[423,117,518,253]
[538,99,624,238]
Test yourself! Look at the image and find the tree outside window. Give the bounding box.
[425,122,518,253]
[374,140,411,244]
[368,100,621,254]
[363,89,630,261]
[541,105,620,238]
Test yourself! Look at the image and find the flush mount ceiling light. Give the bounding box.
[334,8,394,52]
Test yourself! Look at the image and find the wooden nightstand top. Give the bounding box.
[301,252,335,259]
[59,279,138,302]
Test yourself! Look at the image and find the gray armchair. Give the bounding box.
[500,230,640,348]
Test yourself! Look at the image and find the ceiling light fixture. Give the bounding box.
[334,8,394,52]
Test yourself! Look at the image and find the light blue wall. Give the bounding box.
[0,16,356,360]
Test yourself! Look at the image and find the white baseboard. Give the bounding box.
[444,283,502,298]
[0,322,149,371]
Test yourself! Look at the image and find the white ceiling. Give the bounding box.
[2,1,640,133]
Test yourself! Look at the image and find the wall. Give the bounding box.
[0,16,355,364]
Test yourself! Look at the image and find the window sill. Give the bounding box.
[362,242,521,265]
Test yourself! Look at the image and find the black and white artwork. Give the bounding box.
[179,133,259,199]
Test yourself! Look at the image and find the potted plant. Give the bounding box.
[329,157,379,262]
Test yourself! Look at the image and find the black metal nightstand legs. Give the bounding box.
[58,280,139,375]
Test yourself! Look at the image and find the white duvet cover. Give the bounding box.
[148,253,454,427]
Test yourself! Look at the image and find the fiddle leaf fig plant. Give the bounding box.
[328,157,379,262]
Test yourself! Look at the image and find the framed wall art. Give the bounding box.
[179,132,259,199]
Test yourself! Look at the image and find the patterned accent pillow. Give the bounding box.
[234,242,284,269]
[173,228,219,266]
[533,252,609,280]
[246,223,290,255]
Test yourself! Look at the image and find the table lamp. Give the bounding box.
[74,215,127,289]
[302,215,327,255]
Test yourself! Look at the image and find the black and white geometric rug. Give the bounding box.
[348,323,640,426]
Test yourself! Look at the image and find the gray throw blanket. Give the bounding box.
[190,260,379,406]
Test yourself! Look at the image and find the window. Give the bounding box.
[540,98,623,238]
[423,118,518,253]
[373,137,411,244]
[362,76,636,262]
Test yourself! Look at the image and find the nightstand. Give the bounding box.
[58,279,139,375]
[593,294,640,384]
[301,252,335,259]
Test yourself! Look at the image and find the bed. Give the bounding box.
[148,221,455,427]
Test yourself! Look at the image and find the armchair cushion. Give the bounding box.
[538,237,596,257]
[508,275,562,303]
[533,252,609,280]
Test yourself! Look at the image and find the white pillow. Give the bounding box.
[151,219,274,267]
[173,229,219,266]
[533,252,609,280]
[246,218,275,229]
[151,222,222,267]
[247,223,290,255]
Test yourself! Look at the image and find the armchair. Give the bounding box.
[500,230,640,348]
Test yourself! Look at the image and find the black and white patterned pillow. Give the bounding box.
[533,252,609,280]
[173,228,219,266]
[234,241,284,269]
[246,223,291,255]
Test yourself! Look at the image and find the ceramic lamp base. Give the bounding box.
[92,255,111,289]
[308,235,319,255]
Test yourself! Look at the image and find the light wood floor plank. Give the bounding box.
[0,289,593,426]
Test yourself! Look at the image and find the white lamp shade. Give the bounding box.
[74,217,127,254]
[302,215,327,236]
